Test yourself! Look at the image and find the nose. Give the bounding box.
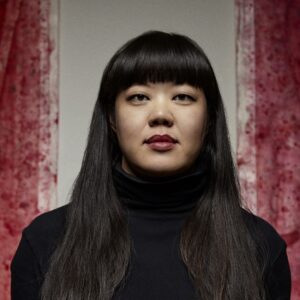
[148,99,174,127]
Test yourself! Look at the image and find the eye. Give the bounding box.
[173,94,196,101]
[127,94,149,102]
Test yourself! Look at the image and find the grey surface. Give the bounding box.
[58,0,236,206]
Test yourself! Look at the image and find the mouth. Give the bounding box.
[144,134,178,144]
[144,134,178,151]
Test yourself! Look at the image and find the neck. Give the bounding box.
[112,154,209,214]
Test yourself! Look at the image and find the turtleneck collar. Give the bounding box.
[112,154,209,214]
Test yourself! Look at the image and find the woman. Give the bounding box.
[11,31,291,300]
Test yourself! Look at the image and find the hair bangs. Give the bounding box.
[109,32,212,95]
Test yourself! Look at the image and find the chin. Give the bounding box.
[122,155,190,177]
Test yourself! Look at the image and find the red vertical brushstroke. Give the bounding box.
[0,1,58,299]
[254,0,300,297]
[237,0,300,298]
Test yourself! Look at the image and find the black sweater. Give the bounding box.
[11,157,291,299]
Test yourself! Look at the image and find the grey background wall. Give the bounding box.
[58,0,236,207]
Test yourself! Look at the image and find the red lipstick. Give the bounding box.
[145,134,177,151]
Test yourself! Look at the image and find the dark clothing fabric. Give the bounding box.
[11,156,291,299]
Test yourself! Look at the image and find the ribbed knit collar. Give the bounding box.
[112,154,209,214]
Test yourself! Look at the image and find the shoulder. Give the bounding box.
[24,204,68,235]
[22,204,69,272]
[241,209,292,298]
[241,208,287,265]
[11,205,69,286]
[23,204,69,242]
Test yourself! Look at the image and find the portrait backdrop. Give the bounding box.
[236,0,300,298]
[1,0,299,299]
[0,0,58,299]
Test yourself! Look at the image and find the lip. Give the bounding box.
[144,134,178,152]
[145,134,177,144]
[146,142,176,151]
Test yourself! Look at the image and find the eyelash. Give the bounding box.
[127,94,148,101]
[126,93,196,102]
[173,94,196,101]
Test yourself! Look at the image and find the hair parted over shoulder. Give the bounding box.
[41,31,268,300]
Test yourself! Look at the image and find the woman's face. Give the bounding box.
[111,82,207,178]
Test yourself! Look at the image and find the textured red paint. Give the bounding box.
[237,0,300,298]
[0,1,58,299]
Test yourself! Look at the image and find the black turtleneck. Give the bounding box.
[111,156,209,299]
[112,154,208,214]
[11,156,291,300]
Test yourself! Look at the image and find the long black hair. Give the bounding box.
[41,30,267,299]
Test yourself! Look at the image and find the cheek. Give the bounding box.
[182,109,206,134]
[115,109,145,144]
[179,110,206,149]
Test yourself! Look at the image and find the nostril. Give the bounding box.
[149,118,173,127]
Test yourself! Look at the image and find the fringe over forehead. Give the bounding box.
[102,31,215,99]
